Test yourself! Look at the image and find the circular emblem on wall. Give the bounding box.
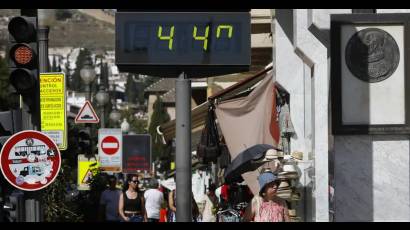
[345,28,400,83]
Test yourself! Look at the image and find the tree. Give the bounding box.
[148,96,170,159]
[125,74,137,104]
[0,55,10,111]
[55,9,72,21]
[51,55,58,72]
[71,48,91,92]
[42,161,83,222]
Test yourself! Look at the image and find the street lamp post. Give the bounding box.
[95,85,109,128]
[121,118,130,134]
[80,56,96,156]
[80,57,96,101]
[109,109,121,128]
[109,84,121,128]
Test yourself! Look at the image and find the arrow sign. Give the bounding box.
[75,100,99,123]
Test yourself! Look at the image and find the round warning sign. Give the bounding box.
[0,130,61,191]
[101,136,120,155]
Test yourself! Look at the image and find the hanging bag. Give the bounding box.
[197,104,221,164]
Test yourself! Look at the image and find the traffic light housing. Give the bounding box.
[7,16,39,112]
[78,129,91,156]
[3,192,24,222]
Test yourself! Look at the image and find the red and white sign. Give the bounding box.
[75,100,99,123]
[0,130,61,191]
[101,136,120,155]
[98,129,122,172]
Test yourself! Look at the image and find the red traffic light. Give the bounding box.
[9,44,35,66]
[9,68,36,94]
[8,16,36,42]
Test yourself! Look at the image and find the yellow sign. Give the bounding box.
[77,155,99,191]
[40,72,67,150]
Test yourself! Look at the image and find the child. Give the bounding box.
[243,171,290,222]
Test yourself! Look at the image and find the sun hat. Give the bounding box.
[283,163,298,173]
[264,149,278,160]
[258,171,279,195]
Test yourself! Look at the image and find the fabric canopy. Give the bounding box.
[215,70,279,195]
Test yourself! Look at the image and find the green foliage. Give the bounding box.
[117,108,148,134]
[76,169,108,222]
[148,96,170,159]
[42,160,83,222]
[125,74,138,104]
[70,48,93,91]
[51,55,58,72]
[55,9,73,21]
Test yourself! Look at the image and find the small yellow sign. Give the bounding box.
[77,155,100,191]
[40,72,67,150]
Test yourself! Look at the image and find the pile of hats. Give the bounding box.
[276,180,292,199]
[288,209,301,222]
[275,179,301,201]
[277,155,299,180]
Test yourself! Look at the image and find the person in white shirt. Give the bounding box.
[144,179,164,222]
[99,175,122,222]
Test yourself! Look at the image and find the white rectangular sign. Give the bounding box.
[98,128,122,172]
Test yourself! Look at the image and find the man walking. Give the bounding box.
[99,175,122,222]
[144,179,164,222]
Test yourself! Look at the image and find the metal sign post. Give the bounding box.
[175,72,192,222]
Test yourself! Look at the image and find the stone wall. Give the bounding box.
[276,9,410,221]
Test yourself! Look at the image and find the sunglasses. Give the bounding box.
[130,180,139,184]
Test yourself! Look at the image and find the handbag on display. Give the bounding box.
[197,104,221,164]
[218,143,231,169]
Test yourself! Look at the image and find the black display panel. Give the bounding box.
[115,12,251,77]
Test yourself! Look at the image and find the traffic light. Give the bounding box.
[7,16,39,113]
[3,192,24,222]
[78,129,91,156]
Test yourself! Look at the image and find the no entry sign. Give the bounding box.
[98,129,122,172]
[101,136,120,155]
[0,130,61,191]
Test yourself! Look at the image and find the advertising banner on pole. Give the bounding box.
[122,134,151,174]
[39,72,67,150]
[77,154,99,191]
[98,129,122,172]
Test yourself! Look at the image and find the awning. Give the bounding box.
[160,101,210,142]
[158,64,273,142]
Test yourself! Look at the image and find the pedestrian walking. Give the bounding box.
[99,175,122,222]
[243,171,290,222]
[144,179,164,222]
[168,189,199,222]
[118,174,147,222]
[201,183,219,222]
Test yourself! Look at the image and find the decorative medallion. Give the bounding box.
[345,28,400,83]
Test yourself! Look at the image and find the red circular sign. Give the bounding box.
[101,136,119,155]
[0,130,61,191]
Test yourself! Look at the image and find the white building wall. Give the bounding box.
[275,9,351,222]
[333,9,410,222]
[276,8,410,221]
